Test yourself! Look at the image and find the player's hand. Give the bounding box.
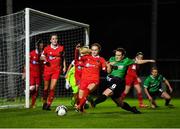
[150,60,156,63]
[63,67,66,74]
[148,96,153,102]
[65,80,70,90]
[76,43,81,49]
[169,86,173,93]
[137,77,142,83]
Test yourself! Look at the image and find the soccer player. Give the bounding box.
[76,43,106,112]
[143,67,173,108]
[120,52,155,108]
[92,48,143,114]
[22,42,44,108]
[40,33,66,110]
[65,44,91,107]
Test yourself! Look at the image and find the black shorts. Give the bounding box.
[106,75,125,99]
[149,88,163,100]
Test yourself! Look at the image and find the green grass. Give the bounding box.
[0,97,180,128]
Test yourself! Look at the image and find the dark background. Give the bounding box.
[1,0,179,96]
[1,0,177,59]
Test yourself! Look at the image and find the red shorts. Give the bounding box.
[80,79,99,90]
[30,76,41,86]
[125,75,139,86]
[44,70,60,81]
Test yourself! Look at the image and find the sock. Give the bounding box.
[47,90,55,106]
[137,93,143,105]
[43,89,48,104]
[94,94,107,106]
[165,99,171,106]
[71,96,76,106]
[78,89,90,108]
[120,102,132,111]
[120,92,127,101]
[31,90,38,107]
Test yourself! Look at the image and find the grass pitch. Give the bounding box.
[0,97,180,128]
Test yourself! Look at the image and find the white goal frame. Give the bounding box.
[0,8,89,109]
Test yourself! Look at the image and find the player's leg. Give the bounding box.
[161,91,173,106]
[149,92,158,108]
[120,85,131,102]
[93,88,113,107]
[30,75,36,108]
[45,70,60,110]
[113,81,141,114]
[120,76,133,101]
[77,82,97,112]
[71,85,79,107]
[45,79,58,110]
[31,77,40,108]
[93,77,118,107]
[42,72,51,110]
[134,83,148,108]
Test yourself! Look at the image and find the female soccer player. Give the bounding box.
[143,67,173,108]
[65,44,91,107]
[92,48,144,114]
[120,52,155,108]
[41,33,66,110]
[22,42,44,108]
[76,43,106,112]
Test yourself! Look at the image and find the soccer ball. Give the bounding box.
[55,105,67,116]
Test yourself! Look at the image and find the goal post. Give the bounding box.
[0,8,90,109]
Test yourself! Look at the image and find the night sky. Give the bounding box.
[1,0,178,78]
[1,0,177,57]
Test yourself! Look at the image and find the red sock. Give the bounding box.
[43,90,48,103]
[137,93,143,105]
[120,92,127,101]
[31,90,38,106]
[47,90,55,106]
[78,89,90,107]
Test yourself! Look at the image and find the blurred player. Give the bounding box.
[92,48,144,114]
[76,43,106,112]
[120,52,155,108]
[41,33,66,110]
[143,67,173,108]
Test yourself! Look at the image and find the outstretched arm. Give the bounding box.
[135,59,155,64]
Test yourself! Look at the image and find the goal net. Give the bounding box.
[0,8,89,109]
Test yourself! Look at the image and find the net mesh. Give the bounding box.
[0,8,89,108]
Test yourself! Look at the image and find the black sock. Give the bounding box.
[120,102,132,111]
[87,95,93,102]
[94,95,107,106]
[165,99,171,106]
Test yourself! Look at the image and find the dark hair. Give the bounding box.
[91,43,101,51]
[136,51,144,56]
[113,47,126,56]
[151,66,158,71]
[50,33,58,39]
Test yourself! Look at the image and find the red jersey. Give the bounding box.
[126,63,140,77]
[30,49,41,76]
[80,55,106,81]
[74,58,83,84]
[42,44,64,72]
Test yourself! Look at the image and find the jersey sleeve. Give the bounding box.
[100,57,107,71]
[143,77,150,88]
[125,57,135,66]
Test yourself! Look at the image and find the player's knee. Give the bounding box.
[30,85,35,91]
